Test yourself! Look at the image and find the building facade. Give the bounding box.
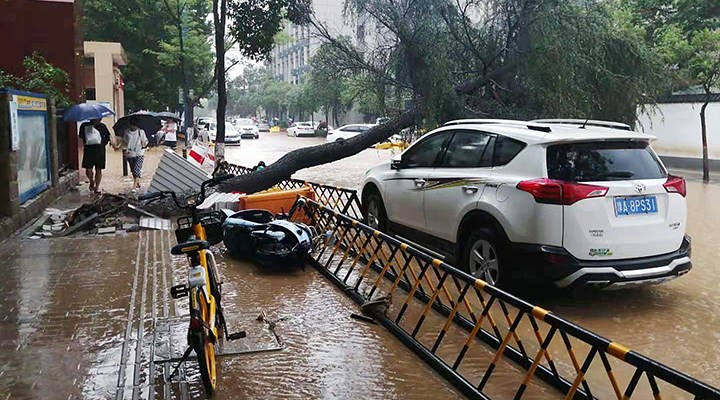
[268,0,354,85]
[83,42,127,126]
[0,0,84,171]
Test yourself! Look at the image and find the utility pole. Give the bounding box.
[213,0,227,162]
[179,4,191,158]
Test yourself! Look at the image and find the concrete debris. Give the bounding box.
[139,217,172,231]
[127,204,162,219]
[97,227,116,234]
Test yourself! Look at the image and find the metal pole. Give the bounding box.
[182,94,189,158]
[122,150,128,176]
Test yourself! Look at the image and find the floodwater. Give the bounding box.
[0,133,718,400]
[228,134,720,390]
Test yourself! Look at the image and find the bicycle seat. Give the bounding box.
[171,240,210,255]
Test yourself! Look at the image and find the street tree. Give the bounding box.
[627,0,720,182]
[218,0,666,194]
[84,0,214,113]
[658,26,720,182]
[211,0,312,161]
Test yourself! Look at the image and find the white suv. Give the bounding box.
[361,119,692,290]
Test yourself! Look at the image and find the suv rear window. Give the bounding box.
[493,136,526,166]
[547,141,666,182]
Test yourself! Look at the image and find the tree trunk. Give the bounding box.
[218,110,416,193]
[217,56,511,194]
[213,0,227,161]
[701,99,710,183]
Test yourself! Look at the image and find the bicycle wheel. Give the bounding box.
[206,252,225,334]
[193,292,217,395]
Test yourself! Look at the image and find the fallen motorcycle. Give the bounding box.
[222,201,317,268]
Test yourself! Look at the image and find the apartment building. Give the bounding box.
[268,0,354,84]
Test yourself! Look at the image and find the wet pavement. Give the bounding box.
[0,207,460,399]
[1,132,719,399]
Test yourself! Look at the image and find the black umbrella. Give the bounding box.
[155,111,181,122]
[112,112,162,143]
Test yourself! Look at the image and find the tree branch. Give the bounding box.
[218,110,417,193]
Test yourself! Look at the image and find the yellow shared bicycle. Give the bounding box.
[140,174,245,396]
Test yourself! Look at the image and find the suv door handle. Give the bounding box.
[414,178,427,187]
[462,185,479,194]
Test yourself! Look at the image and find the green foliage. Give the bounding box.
[657,25,720,93]
[330,0,668,125]
[627,0,720,94]
[227,0,311,60]
[0,53,72,107]
[524,1,665,123]
[84,0,213,111]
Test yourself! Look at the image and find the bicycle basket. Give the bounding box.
[175,211,224,246]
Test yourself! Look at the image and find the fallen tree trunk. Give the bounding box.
[218,110,416,193]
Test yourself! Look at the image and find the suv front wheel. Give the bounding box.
[363,192,387,231]
[461,227,507,287]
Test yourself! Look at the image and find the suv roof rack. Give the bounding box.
[531,119,631,131]
[443,119,552,133]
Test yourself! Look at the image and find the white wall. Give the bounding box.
[637,102,720,160]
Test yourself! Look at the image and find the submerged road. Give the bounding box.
[227,133,720,388]
[1,132,717,399]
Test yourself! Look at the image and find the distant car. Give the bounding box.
[196,117,215,128]
[235,118,260,139]
[258,121,270,132]
[326,124,376,142]
[287,122,315,137]
[207,121,241,144]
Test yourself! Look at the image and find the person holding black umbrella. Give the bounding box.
[79,118,112,194]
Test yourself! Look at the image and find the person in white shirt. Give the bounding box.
[120,121,149,190]
[161,120,178,149]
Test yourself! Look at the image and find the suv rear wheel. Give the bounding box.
[363,192,387,231]
[461,227,507,287]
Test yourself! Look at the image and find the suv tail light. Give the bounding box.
[663,175,687,197]
[517,179,608,205]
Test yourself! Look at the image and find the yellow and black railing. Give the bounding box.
[221,163,364,220]
[224,162,719,399]
[290,197,720,400]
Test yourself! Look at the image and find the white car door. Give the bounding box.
[424,130,495,242]
[384,131,453,231]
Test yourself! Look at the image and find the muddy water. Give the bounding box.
[227,135,720,392]
[210,250,462,399]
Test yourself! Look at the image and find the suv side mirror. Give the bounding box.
[391,159,402,170]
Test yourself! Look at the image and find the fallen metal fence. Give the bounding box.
[221,163,364,220]
[224,162,719,399]
[290,197,720,400]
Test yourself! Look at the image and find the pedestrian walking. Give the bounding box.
[79,118,112,194]
[161,119,178,149]
[120,121,149,191]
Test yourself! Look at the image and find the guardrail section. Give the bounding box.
[220,163,364,220]
[292,197,719,400]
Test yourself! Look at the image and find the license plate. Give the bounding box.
[614,196,658,216]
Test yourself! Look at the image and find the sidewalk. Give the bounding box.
[81,146,167,195]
